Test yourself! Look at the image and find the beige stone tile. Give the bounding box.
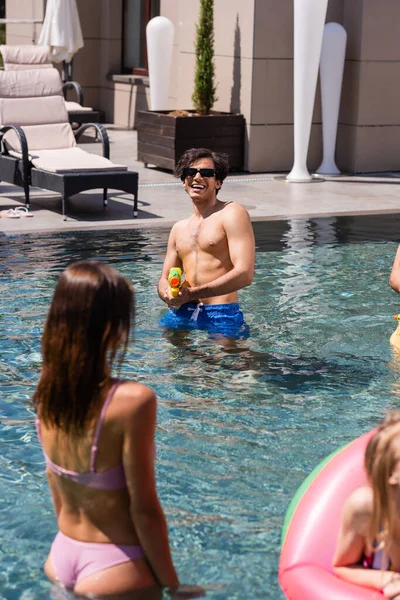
[77,0,101,39]
[251,59,268,124]
[177,52,249,113]
[337,123,400,173]
[99,87,115,123]
[336,124,357,172]
[6,28,39,46]
[308,124,323,170]
[5,0,43,43]
[73,39,121,87]
[162,0,179,25]
[73,40,101,87]
[112,85,136,128]
[357,62,400,126]
[178,27,254,116]
[343,0,364,60]
[247,124,322,172]
[98,40,122,86]
[243,123,251,169]
[264,59,293,125]
[162,0,180,46]
[251,59,321,126]
[100,0,123,40]
[314,77,322,124]
[241,58,254,121]
[176,0,199,54]
[213,55,239,113]
[6,0,44,19]
[176,0,254,60]
[214,2,255,60]
[362,0,400,61]
[326,0,344,24]
[339,60,361,126]
[168,46,180,106]
[177,52,196,110]
[253,0,343,61]
[212,56,252,120]
[355,125,400,172]
[254,0,293,59]
[227,57,242,114]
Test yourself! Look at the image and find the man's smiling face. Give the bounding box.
[183,157,222,204]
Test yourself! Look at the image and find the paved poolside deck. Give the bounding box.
[1,126,400,235]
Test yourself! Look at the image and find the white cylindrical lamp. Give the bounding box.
[286,0,329,182]
[146,16,175,111]
[316,22,347,176]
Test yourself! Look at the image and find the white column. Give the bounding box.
[286,0,329,182]
[146,16,175,111]
[316,23,347,176]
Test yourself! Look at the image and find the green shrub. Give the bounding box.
[192,0,217,115]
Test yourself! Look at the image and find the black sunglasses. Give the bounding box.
[183,167,216,178]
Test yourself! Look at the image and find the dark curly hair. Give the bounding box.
[174,148,229,195]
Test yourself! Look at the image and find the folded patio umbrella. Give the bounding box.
[38,0,84,63]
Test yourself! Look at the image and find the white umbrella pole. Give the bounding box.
[316,23,347,176]
[146,16,174,111]
[286,0,329,182]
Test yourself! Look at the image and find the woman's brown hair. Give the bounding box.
[32,260,134,433]
[365,411,400,557]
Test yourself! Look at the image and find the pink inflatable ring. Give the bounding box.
[279,430,385,600]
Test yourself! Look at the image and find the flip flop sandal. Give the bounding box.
[0,209,20,219]
[14,207,34,217]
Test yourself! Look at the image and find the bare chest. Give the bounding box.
[177,219,227,256]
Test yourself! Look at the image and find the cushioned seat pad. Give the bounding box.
[8,147,127,173]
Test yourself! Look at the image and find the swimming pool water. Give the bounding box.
[1,215,400,600]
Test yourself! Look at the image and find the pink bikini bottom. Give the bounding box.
[50,531,145,588]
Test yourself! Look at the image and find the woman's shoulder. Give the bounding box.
[342,485,373,528]
[111,382,157,440]
[112,381,156,415]
[115,380,156,400]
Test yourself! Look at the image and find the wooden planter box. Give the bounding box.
[137,110,245,171]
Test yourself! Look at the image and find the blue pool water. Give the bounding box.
[1,215,400,599]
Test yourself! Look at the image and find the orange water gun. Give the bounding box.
[168,267,183,297]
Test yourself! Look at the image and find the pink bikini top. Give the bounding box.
[35,381,127,490]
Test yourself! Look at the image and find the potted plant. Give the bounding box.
[137,0,245,171]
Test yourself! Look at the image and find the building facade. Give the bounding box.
[6,0,400,173]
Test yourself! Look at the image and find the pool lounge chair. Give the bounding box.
[0,45,105,126]
[0,68,138,220]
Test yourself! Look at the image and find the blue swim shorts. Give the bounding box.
[160,302,250,339]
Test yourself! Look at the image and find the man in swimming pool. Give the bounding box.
[157,148,255,339]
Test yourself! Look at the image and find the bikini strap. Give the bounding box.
[35,415,42,444]
[90,381,121,472]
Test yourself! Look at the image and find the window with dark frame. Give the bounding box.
[123,0,160,75]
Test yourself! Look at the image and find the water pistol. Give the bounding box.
[168,267,183,297]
